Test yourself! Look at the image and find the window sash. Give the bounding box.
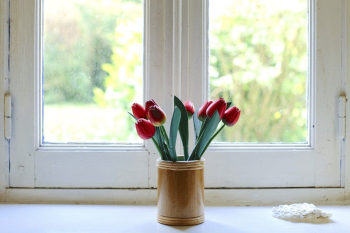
[8,0,343,189]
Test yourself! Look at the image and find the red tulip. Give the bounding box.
[222,106,241,127]
[184,100,195,119]
[135,119,155,139]
[197,101,213,121]
[148,105,167,126]
[145,99,158,119]
[206,98,227,119]
[132,103,147,119]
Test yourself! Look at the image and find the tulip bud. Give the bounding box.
[135,119,156,139]
[206,98,227,119]
[222,106,241,127]
[184,100,195,119]
[197,101,213,121]
[148,105,167,126]
[145,99,159,119]
[131,103,147,119]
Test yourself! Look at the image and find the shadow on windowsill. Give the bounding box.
[279,218,335,224]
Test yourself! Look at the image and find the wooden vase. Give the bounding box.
[156,158,205,226]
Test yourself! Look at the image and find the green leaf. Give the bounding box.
[174,96,189,160]
[193,110,202,144]
[160,125,169,146]
[168,107,181,161]
[151,137,164,160]
[189,117,210,160]
[198,117,210,140]
[159,128,170,158]
[128,112,138,121]
[226,102,232,109]
[199,124,225,159]
[163,141,172,161]
[177,155,185,161]
[154,127,169,160]
[191,111,221,160]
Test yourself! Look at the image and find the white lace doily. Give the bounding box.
[272,203,332,219]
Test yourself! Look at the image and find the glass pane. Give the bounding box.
[209,0,308,143]
[43,0,143,143]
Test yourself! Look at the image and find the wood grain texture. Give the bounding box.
[157,159,205,226]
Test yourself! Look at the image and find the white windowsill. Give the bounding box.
[0,204,349,233]
[3,188,350,206]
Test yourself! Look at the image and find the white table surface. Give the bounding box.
[0,204,349,233]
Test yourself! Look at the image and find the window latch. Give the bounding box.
[4,94,11,140]
[339,96,346,140]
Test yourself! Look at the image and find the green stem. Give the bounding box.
[188,130,206,161]
[199,124,225,159]
[128,112,138,121]
[183,147,189,161]
[151,137,164,160]
[160,125,169,146]
[155,127,169,160]
[198,117,209,139]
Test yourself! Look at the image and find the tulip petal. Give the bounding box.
[222,106,241,127]
[135,119,155,139]
[148,105,166,126]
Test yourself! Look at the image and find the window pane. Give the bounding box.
[209,0,308,143]
[43,0,143,143]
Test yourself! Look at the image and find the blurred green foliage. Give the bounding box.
[43,0,143,142]
[209,0,308,143]
[44,0,308,143]
[92,0,143,141]
[44,0,131,104]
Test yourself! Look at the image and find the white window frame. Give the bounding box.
[182,0,343,188]
[7,0,165,188]
[0,0,349,204]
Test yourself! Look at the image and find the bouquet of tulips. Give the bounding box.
[129,96,240,161]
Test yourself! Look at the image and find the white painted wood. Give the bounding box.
[4,94,11,139]
[314,0,342,187]
[34,150,149,188]
[145,0,173,188]
[184,0,208,107]
[3,188,350,205]
[9,0,36,187]
[204,150,317,188]
[339,96,346,139]
[204,188,349,206]
[345,0,350,196]
[0,0,9,201]
[5,189,157,205]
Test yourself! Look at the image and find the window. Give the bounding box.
[42,0,144,144]
[6,0,346,191]
[209,0,308,144]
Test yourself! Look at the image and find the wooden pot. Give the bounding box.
[156,158,205,226]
